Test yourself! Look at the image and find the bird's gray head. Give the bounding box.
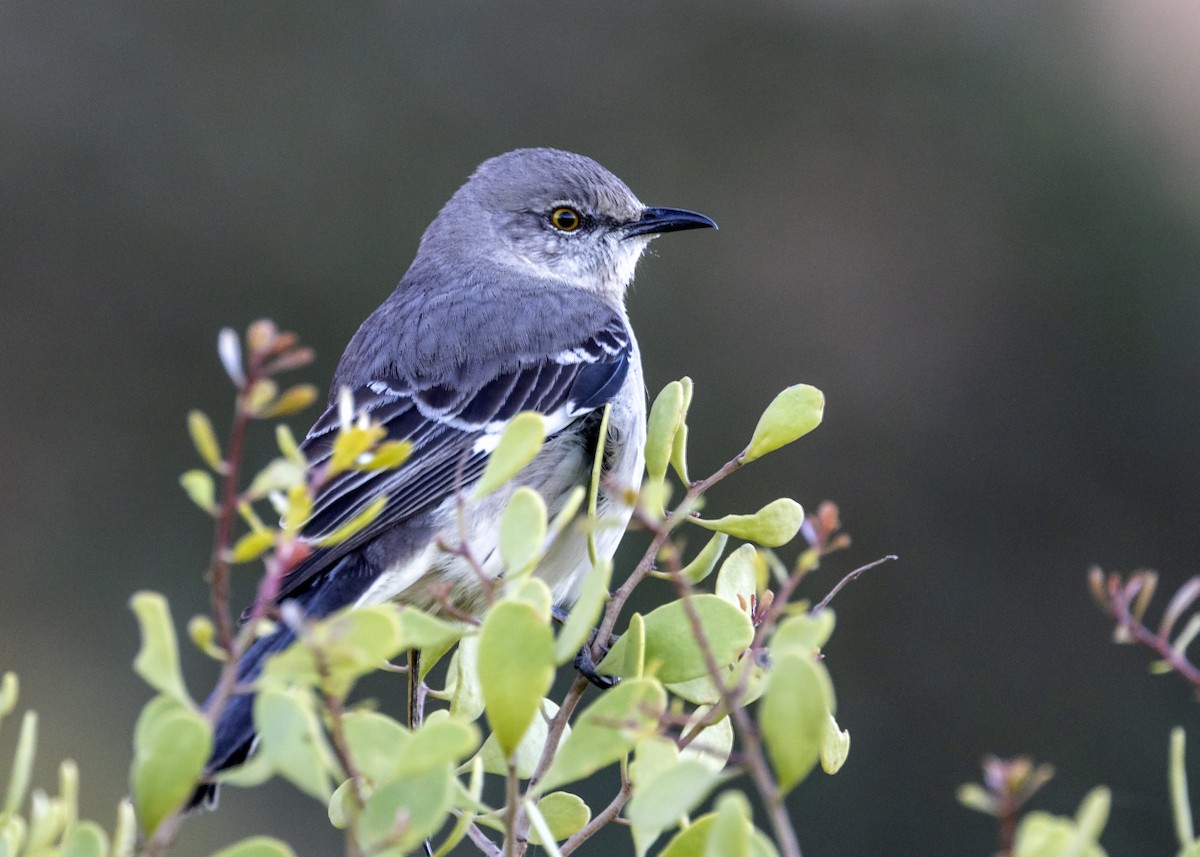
[415,148,715,305]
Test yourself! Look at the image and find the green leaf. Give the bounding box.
[537,678,667,794]
[230,528,275,563]
[956,783,995,815]
[0,672,16,720]
[395,607,465,652]
[598,612,645,681]
[188,409,223,471]
[694,499,804,548]
[820,712,850,774]
[1171,727,1193,849]
[341,710,411,785]
[598,594,754,684]
[180,470,217,514]
[262,604,405,698]
[206,837,298,857]
[679,709,734,773]
[254,687,334,801]
[276,424,305,466]
[715,544,760,607]
[130,592,190,703]
[706,792,752,857]
[499,487,548,576]
[110,798,137,857]
[398,718,480,777]
[472,412,547,499]
[741,384,825,463]
[772,611,836,657]
[478,600,555,756]
[61,821,109,857]
[528,792,590,845]
[479,699,567,778]
[3,711,36,815]
[245,458,306,501]
[628,759,721,855]
[670,377,694,484]
[130,698,211,835]
[681,533,729,585]
[310,495,387,548]
[356,439,413,471]
[357,765,453,853]
[327,421,386,478]
[508,576,553,623]
[554,559,612,665]
[449,636,484,722]
[759,652,831,793]
[260,383,319,418]
[646,381,686,486]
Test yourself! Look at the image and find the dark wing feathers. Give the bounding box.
[268,316,632,605]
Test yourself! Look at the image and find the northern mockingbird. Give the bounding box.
[193,147,716,807]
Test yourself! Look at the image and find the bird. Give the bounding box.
[190,147,716,808]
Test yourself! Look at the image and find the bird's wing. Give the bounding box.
[267,315,633,605]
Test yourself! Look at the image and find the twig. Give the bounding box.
[559,770,634,856]
[811,554,897,616]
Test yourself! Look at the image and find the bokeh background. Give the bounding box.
[4,2,1200,854]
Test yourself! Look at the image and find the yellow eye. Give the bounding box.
[550,206,582,232]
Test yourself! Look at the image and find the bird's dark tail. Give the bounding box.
[187,555,377,811]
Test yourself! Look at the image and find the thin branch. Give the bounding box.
[811,554,897,616]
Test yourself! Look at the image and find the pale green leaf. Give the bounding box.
[820,713,850,774]
[679,709,734,773]
[478,600,555,756]
[59,758,79,833]
[598,594,753,684]
[61,821,109,857]
[479,699,567,778]
[628,759,720,855]
[537,678,666,794]
[1171,727,1193,849]
[206,837,298,857]
[395,607,465,652]
[111,798,137,857]
[180,470,217,514]
[357,438,412,471]
[472,412,546,499]
[646,381,685,485]
[254,687,334,801]
[597,612,644,681]
[327,423,386,478]
[956,783,995,815]
[499,487,548,576]
[275,423,305,465]
[670,377,694,484]
[772,611,836,658]
[245,458,306,501]
[3,711,36,815]
[130,699,211,834]
[27,790,68,851]
[694,499,804,548]
[715,544,760,607]
[681,533,729,585]
[357,764,453,853]
[262,605,404,698]
[742,384,825,463]
[260,384,318,418]
[130,592,189,703]
[508,576,553,623]
[188,410,223,471]
[449,636,484,722]
[554,559,612,665]
[342,710,411,785]
[230,528,275,563]
[0,672,16,720]
[706,792,752,857]
[760,652,831,793]
[527,792,590,845]
[397,718,480,777]
[310,495,387,548]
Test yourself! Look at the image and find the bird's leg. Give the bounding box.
[551,606,619,690]
[407,649,423,729]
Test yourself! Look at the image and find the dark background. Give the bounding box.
[4,2,1200,854]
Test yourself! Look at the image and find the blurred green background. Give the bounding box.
[4,2,1200,854]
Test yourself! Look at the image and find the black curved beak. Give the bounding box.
[623,206,718,238]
